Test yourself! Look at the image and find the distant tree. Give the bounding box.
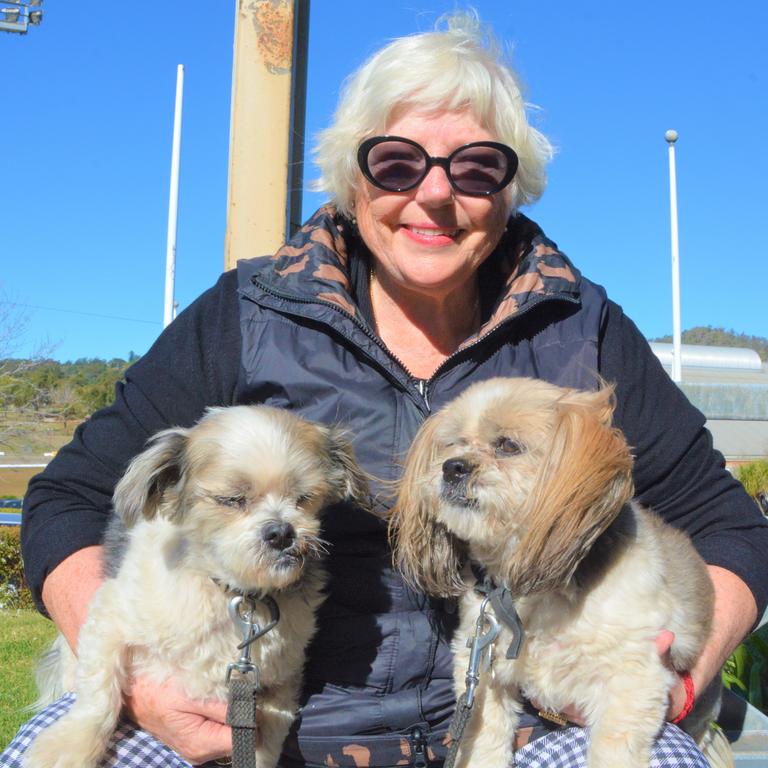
[651,326,768,361]
[50,383,84,429]
[0,289,59,446]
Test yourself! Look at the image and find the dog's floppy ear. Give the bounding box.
[505,386,634,595]
[389,414,467,598]
[113,427,189,526]
[321,425,370,505]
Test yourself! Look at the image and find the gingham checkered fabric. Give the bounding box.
[0,695,192,768]
[1,694,709,767]
[514,720,709,767]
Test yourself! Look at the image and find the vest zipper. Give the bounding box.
[415,379,430,411]
[425,292,580,388]
[248,276,578,414]
[249,276,429,410]
[409,726,428,768]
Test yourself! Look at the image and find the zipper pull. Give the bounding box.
[415,379,431,411]
[409,726,428,768]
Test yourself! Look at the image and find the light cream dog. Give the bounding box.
[26,405,367,768]
[391,377,727,768]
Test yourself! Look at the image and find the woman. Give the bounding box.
[6,12,766,768]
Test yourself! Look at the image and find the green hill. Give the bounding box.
[651,327,768,362]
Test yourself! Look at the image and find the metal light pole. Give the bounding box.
[665,129,682,383]
[164,65,184,328]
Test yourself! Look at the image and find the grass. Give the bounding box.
[0,468,36,500]
[0,609,57,750]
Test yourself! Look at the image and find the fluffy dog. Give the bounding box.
[26,405,367,768]
[390,377,725,768]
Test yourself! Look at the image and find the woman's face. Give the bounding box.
[354,109,509,302]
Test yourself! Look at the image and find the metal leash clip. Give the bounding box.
[224,594,280,768]
[464,596,500,709]
[225,594,279,683]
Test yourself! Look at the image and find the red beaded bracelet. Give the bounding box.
[670,672,695,724]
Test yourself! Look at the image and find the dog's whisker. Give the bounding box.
[303,535,331,558]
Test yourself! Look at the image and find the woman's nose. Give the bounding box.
[414,164,454,206]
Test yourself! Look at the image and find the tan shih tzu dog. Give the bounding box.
[391,377,725,768]
[26,405,368,768]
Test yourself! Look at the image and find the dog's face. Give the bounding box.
[390,377,634,597]
[114,406,367,593]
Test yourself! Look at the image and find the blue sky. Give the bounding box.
[2,2,766,362]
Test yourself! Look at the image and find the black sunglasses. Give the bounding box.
[357,135,518,197]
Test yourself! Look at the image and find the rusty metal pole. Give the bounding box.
[225,0,310,271]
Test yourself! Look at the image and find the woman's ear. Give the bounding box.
[504,397,634,595]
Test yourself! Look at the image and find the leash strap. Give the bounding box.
[444,692,472,768]
[444,598,501,768]
[227,678,259,768]
[223,594,281,768]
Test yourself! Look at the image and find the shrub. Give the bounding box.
[738,460,768,495]
[737,460,768,515]
[723,625,768,714]
[0,527,33,610]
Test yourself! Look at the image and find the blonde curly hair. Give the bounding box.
[312,11,553,217]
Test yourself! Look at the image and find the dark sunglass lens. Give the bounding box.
[450,145,510,194]
[366,140,426,191]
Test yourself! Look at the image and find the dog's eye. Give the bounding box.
[214,495,247,509]
[496,437,523,456]
[296,493,314,506]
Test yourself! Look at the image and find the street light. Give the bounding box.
[665,129,682,383]
[0,0,43,34]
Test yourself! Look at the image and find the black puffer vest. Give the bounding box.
[235,206,608,767]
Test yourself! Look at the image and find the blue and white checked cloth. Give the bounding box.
[1,693,709,767]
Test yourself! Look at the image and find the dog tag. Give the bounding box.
[488,586,525,659]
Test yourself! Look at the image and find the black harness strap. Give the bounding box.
[487,584,525,659]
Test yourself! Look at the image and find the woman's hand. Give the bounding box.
[654,629,690,721]
[123,676,233,765]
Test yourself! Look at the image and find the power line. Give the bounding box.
[12,302,161,326]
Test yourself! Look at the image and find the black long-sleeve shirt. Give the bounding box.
[21,268,768,623]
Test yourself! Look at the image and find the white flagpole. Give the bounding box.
[164,64,184,328]
[665,129,682,383]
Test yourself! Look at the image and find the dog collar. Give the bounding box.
[211,578,267,600]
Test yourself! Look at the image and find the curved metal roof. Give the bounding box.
[650,343,762,371]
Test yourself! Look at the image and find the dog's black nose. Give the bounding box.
[442,457,474,484]
[262,522,296,550]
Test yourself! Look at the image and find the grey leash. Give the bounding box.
[223,594,280,768]
[444,596,499,768]
[444,580,525,768]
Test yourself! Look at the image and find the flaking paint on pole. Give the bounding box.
[225,0,309,270]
